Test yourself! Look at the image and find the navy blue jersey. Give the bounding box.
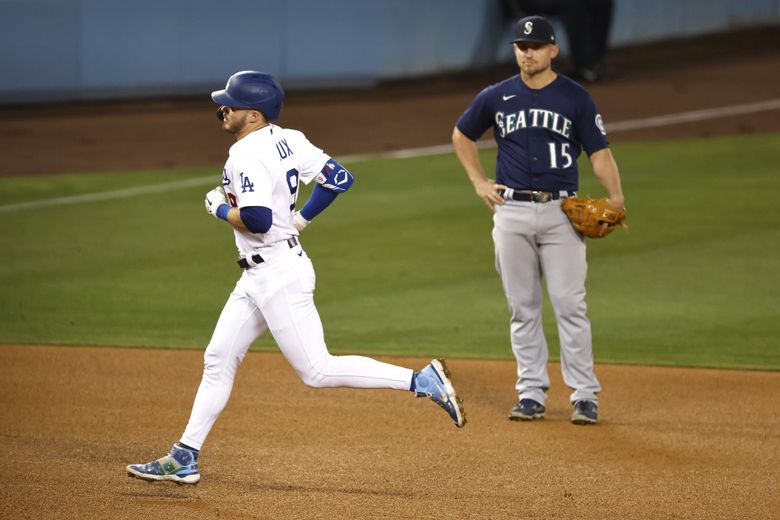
[456,74,609,192]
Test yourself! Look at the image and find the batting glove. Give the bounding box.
[293,211,310,232]
[204,186,229,218]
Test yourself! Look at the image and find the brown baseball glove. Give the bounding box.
[561,197,627,238]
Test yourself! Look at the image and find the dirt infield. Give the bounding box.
[1,29,779,519]
[1,345,778,520]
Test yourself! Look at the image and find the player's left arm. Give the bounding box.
[225,206,271,233]
[205,157,275,233]
[577,93,624,210]
[588,147,625,210]
[205,187,272,233]
[294,159,354,231]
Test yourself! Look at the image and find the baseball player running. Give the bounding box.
[452,16,625,425]
[127,71,465,485]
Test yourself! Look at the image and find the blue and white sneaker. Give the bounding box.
[508,398,546,421]
[415,359,466,428]
[572,400,598,425]
[126,443,200,485]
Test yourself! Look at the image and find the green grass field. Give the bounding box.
[1,134,778,369]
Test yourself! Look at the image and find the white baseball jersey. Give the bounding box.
[179,124,417,451]
[221,124,329,255]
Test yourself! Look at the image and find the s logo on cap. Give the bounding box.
[524,21,533,34]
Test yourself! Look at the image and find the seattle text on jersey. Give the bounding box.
[495,108,572,139]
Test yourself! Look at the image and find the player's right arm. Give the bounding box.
[452,127,507,212]
[293,158,354,231]
[453,86,507,212]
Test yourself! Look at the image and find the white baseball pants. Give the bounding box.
[180,243,413,450]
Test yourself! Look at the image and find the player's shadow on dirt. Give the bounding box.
[120,490,199,501]
[252,481,413,498]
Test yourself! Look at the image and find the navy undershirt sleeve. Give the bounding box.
[300,184,338,221]
[239,206,272,233]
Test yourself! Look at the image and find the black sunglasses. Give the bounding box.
[216,105,250,121]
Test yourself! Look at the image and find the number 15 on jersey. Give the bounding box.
[548,142,573,169]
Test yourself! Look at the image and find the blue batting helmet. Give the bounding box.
[211,71,284,120]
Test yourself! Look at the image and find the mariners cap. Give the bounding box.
[513,16,556,45]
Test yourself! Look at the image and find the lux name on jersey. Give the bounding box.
[495,109,572,139]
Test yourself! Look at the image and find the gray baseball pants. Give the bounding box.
[492,199,601,405]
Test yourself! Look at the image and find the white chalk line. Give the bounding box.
[606,98,780,132]
[2,98,778,214]
[381,97,780,159]
[0,175,215,213]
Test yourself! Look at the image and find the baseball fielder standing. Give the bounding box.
[127,71,465,485]
[452,16,625,425]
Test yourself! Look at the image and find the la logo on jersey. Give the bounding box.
[495,108,572,138]
[240,172,254,193]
